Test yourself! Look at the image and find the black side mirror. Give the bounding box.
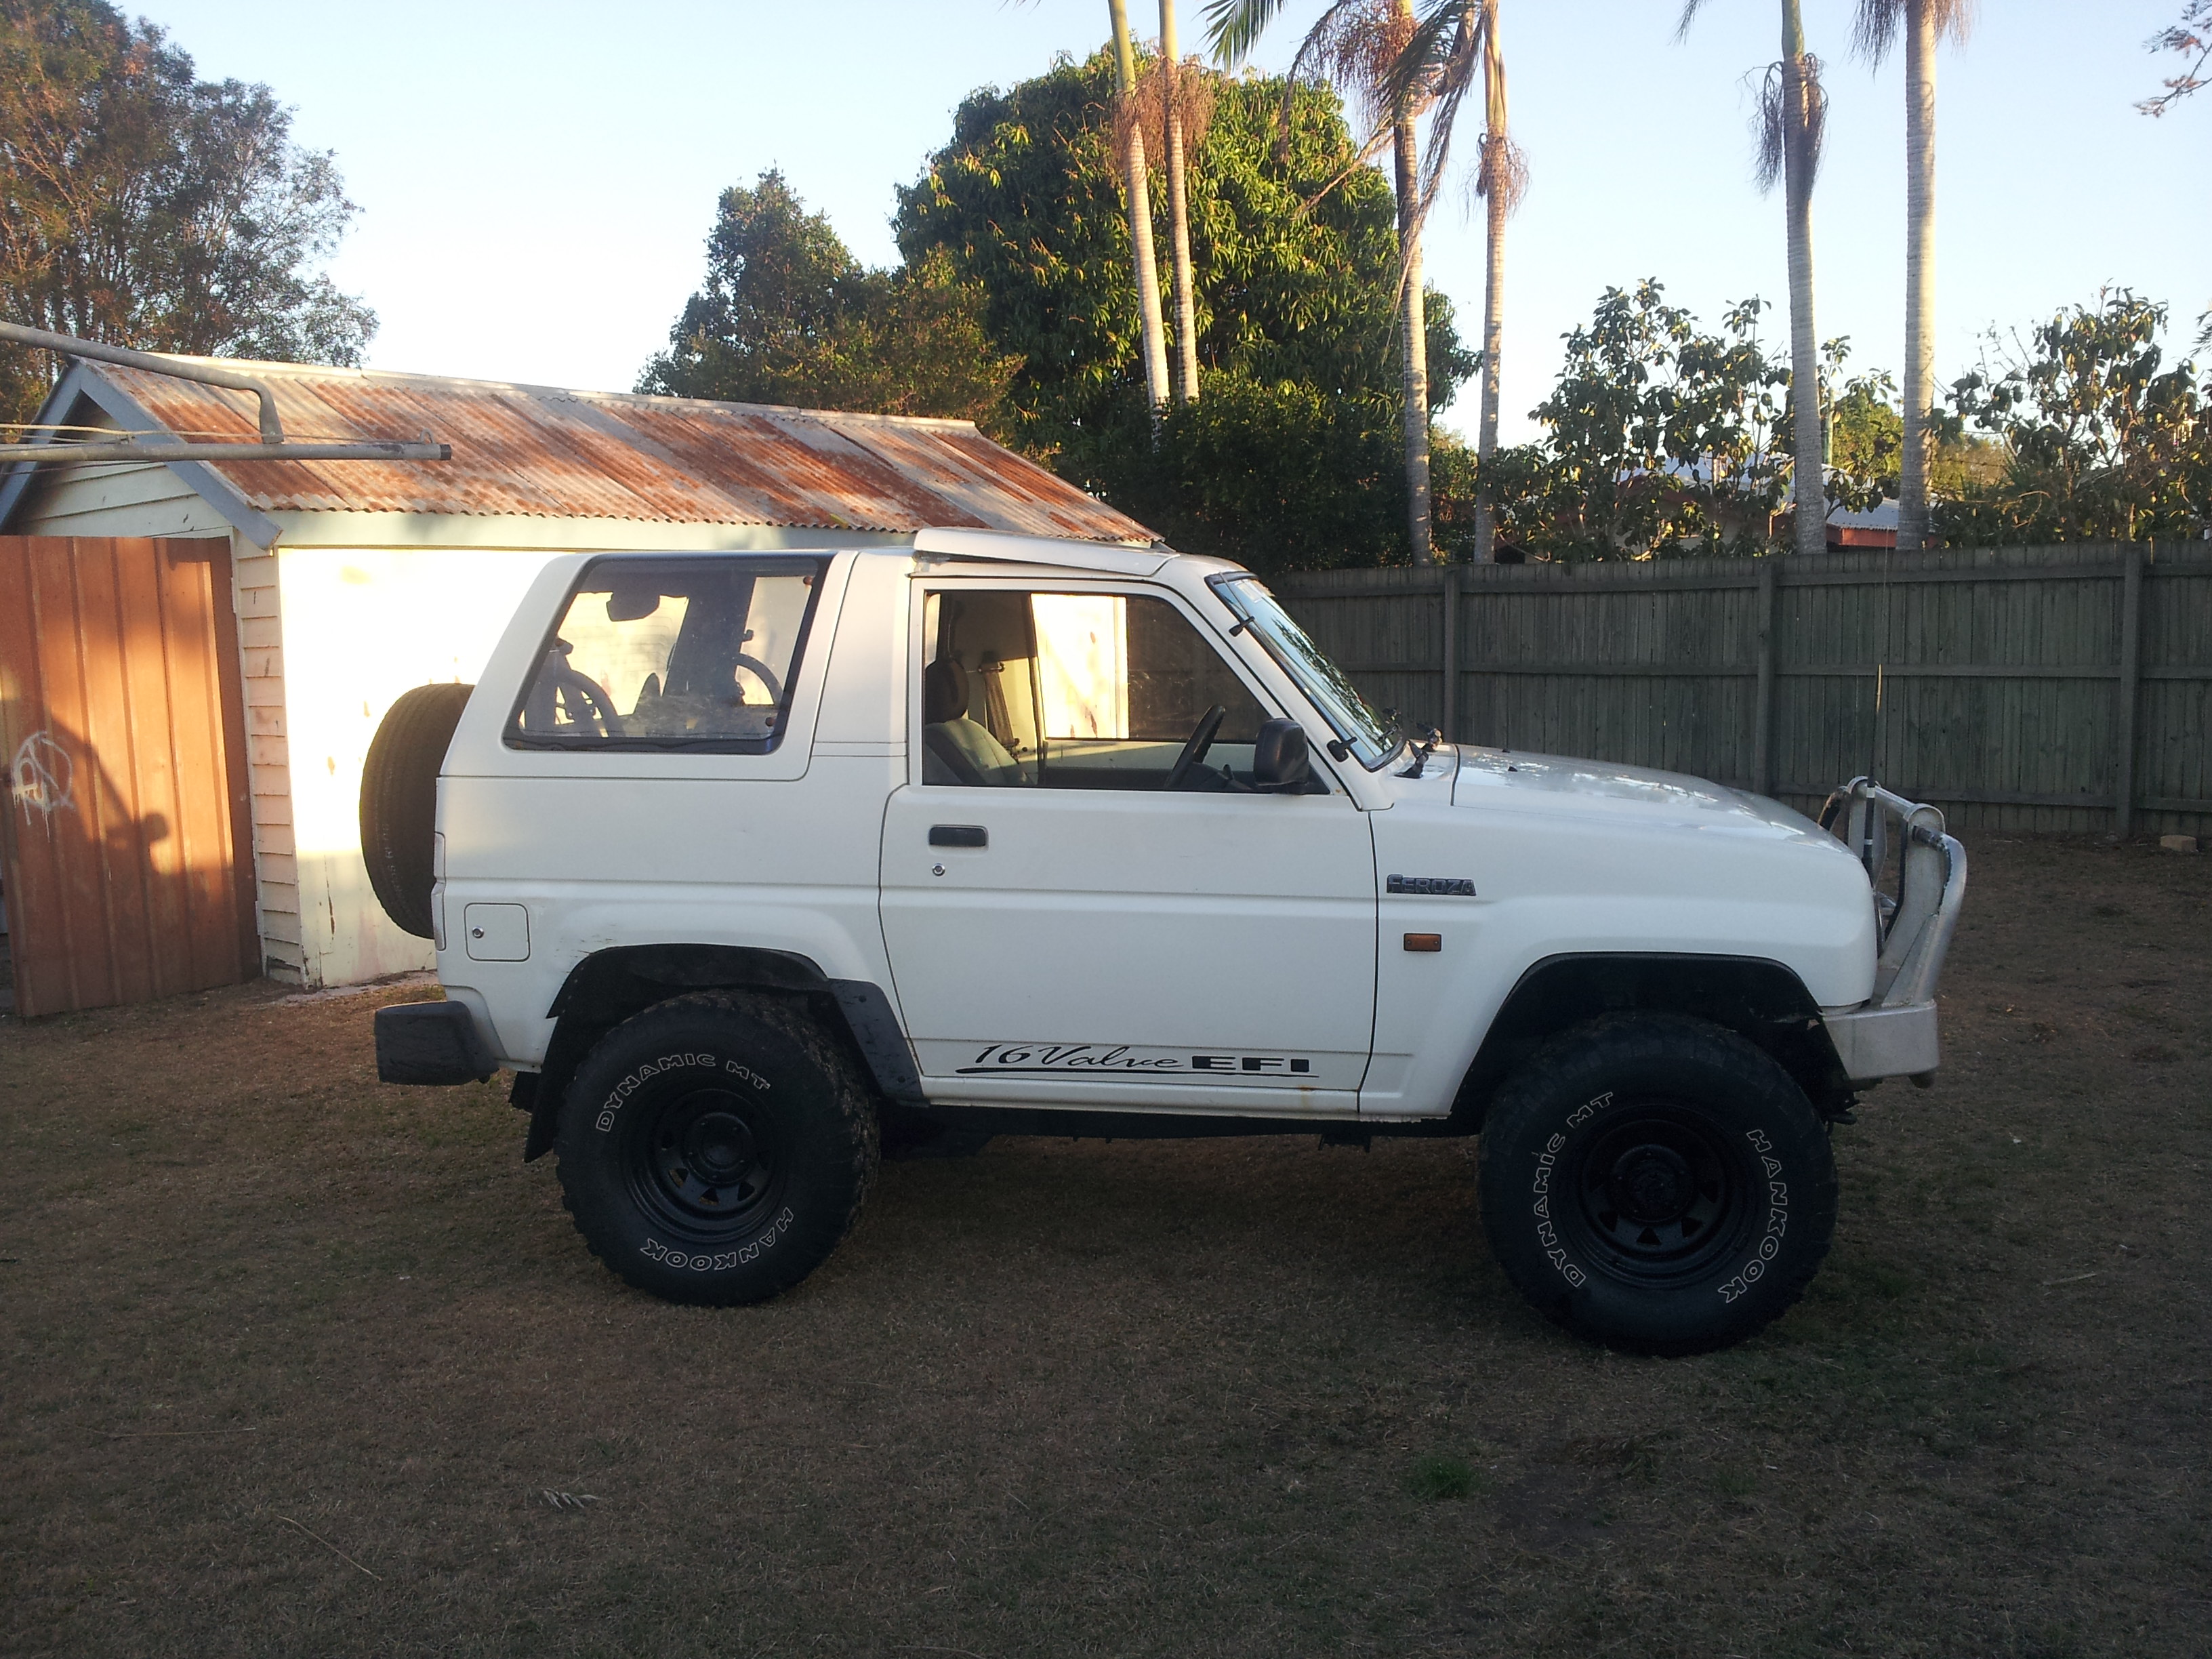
[1251,718,1313,793]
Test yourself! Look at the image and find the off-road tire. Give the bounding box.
[554,991,878,1305]
[1476,1013,1838,1356]
[359,682,474,939]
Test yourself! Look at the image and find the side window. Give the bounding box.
[921,589,1271,791]
[508,557,824,752]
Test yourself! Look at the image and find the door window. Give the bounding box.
[922,590,1273,791]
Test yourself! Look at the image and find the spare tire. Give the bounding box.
[360,682,474,939]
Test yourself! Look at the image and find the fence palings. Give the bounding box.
[1268,543,2212,836]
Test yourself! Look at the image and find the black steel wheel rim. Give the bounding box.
[1569,1100,1753,1283]
[624,1085,787,1239]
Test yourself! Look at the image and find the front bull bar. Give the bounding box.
[1815,778,1969,1084]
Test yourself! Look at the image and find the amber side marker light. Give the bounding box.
[1403,933,1443,953]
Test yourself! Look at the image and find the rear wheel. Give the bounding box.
[555,992,877,1305]
[1476,1014,1837,1355]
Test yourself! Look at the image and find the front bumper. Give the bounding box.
[1824,998,1941,1080]
[1816,779,1969,1084]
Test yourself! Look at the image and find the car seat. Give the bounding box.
[922,658,1024,785]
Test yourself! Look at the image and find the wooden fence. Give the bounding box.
[1270,542,2212,837]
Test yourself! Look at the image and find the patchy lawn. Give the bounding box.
[1,836,2206,1658]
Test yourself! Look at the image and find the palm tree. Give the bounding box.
[1159,0,1202,402]
[1470,4,1521,565]
[1388,3,1522,562]
[1856,0,1975,551]
[1207,0,1437,564]
[1109,0,1172,421]
[1680,0,1829,558]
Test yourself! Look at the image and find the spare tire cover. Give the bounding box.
[359,682,474,939]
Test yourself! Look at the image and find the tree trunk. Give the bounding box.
[1109,0,1170,424]
[1782,2,1826,558]
[1473,175,1504,563]
[1160,0,1200,403]
[1473,3,1509,565]
[1393,114,1433,567]
[1898,0,1938,550]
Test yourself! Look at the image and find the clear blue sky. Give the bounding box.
[142,1,2209,443]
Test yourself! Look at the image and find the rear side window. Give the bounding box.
[508,557,825,752]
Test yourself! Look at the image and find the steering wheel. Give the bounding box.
[547,661,615,737]
[731,652,784,706]
[1162,703,1227,792]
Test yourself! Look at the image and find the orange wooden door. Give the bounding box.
[0,536,258,1017]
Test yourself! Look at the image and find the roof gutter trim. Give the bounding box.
[912,525,1168,576]
[262,510,921,552]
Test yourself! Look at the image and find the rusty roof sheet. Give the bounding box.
[87,361,1155,544]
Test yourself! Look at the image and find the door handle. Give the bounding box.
[928,825,987,848]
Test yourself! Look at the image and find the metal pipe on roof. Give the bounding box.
[0,438,451,464]
[1,320,288,443]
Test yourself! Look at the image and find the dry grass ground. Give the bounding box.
[2,836,2207,1658]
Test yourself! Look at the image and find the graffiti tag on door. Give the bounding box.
[9,731,75,818]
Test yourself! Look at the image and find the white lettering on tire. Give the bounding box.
[595,1052,772,1132]
[1719,1128,1790,1302]
[1528,1092,1614,1290]
[640,1206,796,1271]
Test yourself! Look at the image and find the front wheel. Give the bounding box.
[555,992,877,1305]
[1476,1014,1838,1355]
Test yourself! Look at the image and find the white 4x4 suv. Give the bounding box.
[366,529,1965,1355]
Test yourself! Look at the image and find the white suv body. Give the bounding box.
[376,528,1966,1352]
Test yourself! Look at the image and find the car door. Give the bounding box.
[878,578,1377,1115]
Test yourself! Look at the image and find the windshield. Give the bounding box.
[1210,574,1403,769]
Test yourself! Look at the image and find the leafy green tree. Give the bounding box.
[1132,373,1410,568]
[1823,350,2000,512]
[1206,0,1442,563]
[639,170,860,404]
[1826,365,1902,509]
[0,0,374,423]
[1477,281,1792,560]
[639,169,1017,424]
[896,48,1471,569]
[1940,291,2210,544]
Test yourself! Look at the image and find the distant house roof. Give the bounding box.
[1825,498,1899,532]
[1,357,1153,547]
[1825,497,1898,550]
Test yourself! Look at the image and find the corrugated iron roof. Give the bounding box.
[83,360,1155,544]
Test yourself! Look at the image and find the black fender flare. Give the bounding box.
[515,944,924,1160]
[1449,953,1852,1129]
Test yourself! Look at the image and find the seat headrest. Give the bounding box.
[924,657,968,723]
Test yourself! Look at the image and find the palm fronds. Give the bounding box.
[1115,56,1220,167]
[1853,0,1976,66]
[1753,54,1826,194]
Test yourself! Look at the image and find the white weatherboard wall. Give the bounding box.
[5,457,235,539]
[276,547,561,987]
